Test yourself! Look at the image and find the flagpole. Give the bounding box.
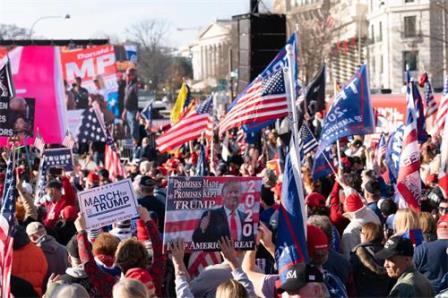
[285,45,300,143]
[285,44,308,238]
[333,76,343,170]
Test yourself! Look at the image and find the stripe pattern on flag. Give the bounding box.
[396,81,421,211]
[219,69,288,134]
[423,80,437,117]
[435,77,448,134]
[187,251,222,279]
[156,96,213,154]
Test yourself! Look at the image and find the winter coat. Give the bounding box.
[36,234,69,280]
[341,207,381,259]
[12,227,48,297]
[350,242,393,297]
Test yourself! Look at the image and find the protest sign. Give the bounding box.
[60,45,120,117]
[163,176,261,251]
[43,148,74,171]
[0,97,35,137]
[78,179,139,230]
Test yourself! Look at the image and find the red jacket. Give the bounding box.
[78,219,166,298]
[329,182,350,235]
[43,177,76,229]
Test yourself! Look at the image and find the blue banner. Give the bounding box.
[315,65,374,154]
[276,144,309,282]
[386,125,404,184]
[241,33,299,133]
[312,146,335,180]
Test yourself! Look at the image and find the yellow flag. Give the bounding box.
[171,83,190,124]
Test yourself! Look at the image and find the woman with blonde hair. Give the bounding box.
[419,212,437,242]
[394,208,424,246]
[216,278,248,298]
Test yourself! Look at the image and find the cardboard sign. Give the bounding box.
[43,148,74,171]
[0,97,35,137]
[78,179,139,230]
[163,176,261,251]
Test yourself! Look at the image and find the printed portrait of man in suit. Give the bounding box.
[192,181,254,245]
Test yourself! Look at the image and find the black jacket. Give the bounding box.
[350,242,393,297]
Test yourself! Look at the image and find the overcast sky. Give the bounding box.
[0,0,273,48]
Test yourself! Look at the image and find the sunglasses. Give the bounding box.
[439,207,448,213]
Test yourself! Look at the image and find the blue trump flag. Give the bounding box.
[276,138,309,282]
[408,80,428,143]
[386,125,404,184]
[242,33,299,133]
[312,146,335,180]
[314,64,374,158]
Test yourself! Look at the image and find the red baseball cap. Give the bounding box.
[305,193,326,208]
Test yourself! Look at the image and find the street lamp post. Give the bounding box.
[29,14,70,38]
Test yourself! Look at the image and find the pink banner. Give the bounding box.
[1,46,65,145]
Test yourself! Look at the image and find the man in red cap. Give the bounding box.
[341,193,381,259]
[307,224,348,297]
[414,214,448,292]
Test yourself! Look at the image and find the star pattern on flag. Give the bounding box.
[0,157,17,226]
[261,70,286,96]
[78,109,106,143]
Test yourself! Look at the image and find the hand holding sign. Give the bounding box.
[75,213,87,232]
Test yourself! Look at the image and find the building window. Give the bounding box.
[371,24,375,43]
[378,22,383,41]
[380,55,383,74]
[405,0,414,3]
[404,16,417,37]
[403,51,418,71]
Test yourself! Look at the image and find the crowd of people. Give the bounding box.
[3,66,448,298]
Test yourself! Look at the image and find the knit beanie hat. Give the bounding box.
[344,193,364,213]
[125,268,155,293]
[306,224,328,258]
[110,220,133,241]
[61,206,78,221]
[305,193,326,208]
[437,214,448,239]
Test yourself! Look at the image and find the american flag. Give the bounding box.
[156,96,213,154]
[33,131,45,155]
[62,130,76,150]
[0,154,17,228]
[34,158,48,205]
[219,69,288,134]
[434,77,448,135]
[439,113,448,199]
[298,124,318,163]
[92,105,125,179]
[188,251,222,279]
[0,59,15,99]
[76,108,107,143]
[396,80,421,211]
[423,78,437,117]
[0,152,17,298]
